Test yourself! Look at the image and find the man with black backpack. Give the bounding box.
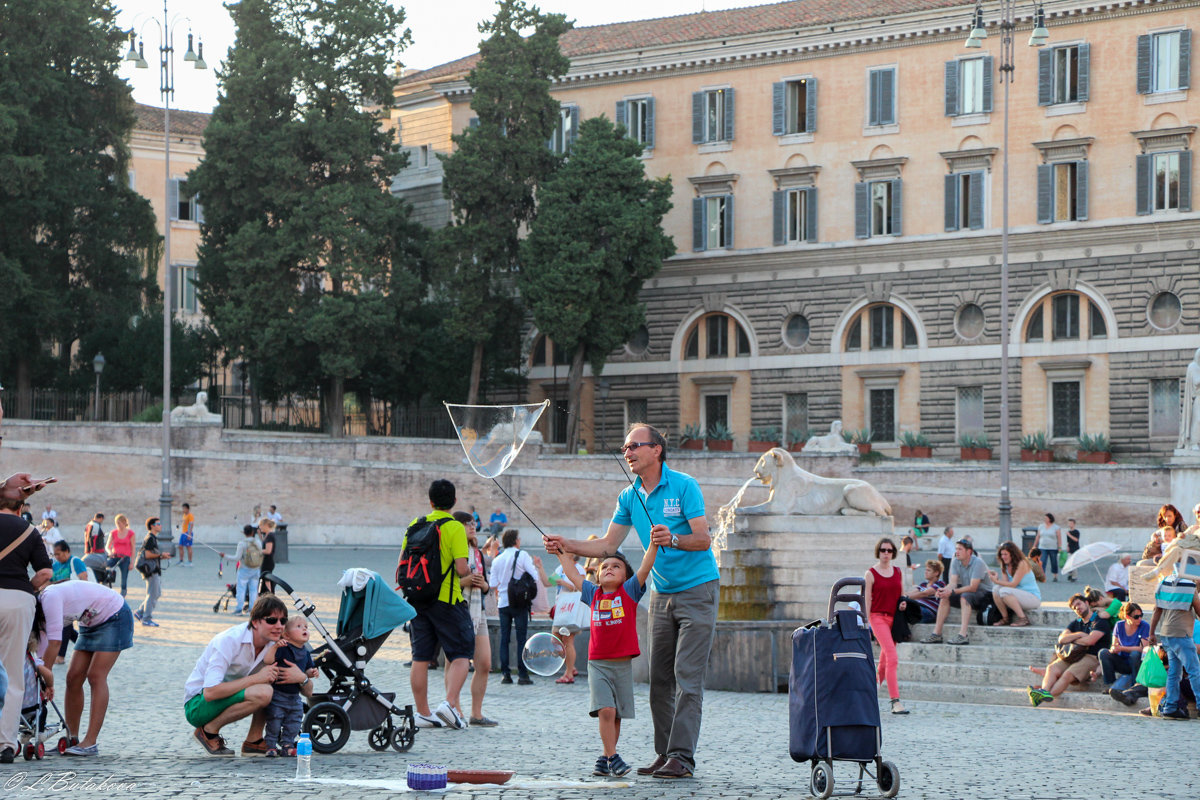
[487,528,539,685]
[397,479,474,730]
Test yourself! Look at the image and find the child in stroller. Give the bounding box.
[19,641,70,759]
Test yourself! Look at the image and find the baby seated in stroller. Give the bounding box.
[19,635,66,760]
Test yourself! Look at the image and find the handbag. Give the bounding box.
[506,551,538,608]
[1055,642,1088,664]
[552,590,591,632]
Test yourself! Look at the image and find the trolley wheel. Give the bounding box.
[391,720,415,753]
[302,702,352,754]
[367,724,392,752]
[22,744,34,761]
[212,602,221,613]
[57,737,69,755]
[810,761,833,800]
[36,742,45,760]
[877,760,899,798]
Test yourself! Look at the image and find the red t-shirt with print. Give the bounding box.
[581,575,648,660]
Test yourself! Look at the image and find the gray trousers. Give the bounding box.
[139,573,161,621]
[648,579,718,770]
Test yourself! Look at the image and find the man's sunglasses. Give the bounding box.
[260,616,286,625]
[620,441,656,454]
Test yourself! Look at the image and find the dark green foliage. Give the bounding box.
[73,310,214,395]
[191,0,422,434]
[437,0,572,402]
[519,116,673,450]
[0,0,159,392]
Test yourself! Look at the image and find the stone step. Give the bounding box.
[882,681,1131,713]
[905,623,1067,646]
[895,660,1065,689]
[896,641,1046,666]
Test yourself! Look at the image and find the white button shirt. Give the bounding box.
[184,623,269,701]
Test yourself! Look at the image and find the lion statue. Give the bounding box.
[739,447,891,517]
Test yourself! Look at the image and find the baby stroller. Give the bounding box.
[81,553,116,588]
[790,578,899,799]
[265,570,418,754]
[212,582,237,613]
[19,653,71,760]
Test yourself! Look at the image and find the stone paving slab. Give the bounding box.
[5,547,1197,800]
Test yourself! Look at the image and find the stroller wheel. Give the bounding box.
[212,602,221,613]
[810,761,833,800]
[23,743,34,761]
[367,724,391,752]
[302,702,352,754]
[390,721,415,753]
[57,737,69,755]
[35,742,45,760]
[877,760,900,798]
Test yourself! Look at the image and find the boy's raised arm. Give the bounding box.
[555,551,584,592]
[636,542,659,587]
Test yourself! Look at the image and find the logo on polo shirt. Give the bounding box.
[663,498,682,517]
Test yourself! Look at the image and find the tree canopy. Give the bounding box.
[519,115,674,451]
[0,0,160,393]
[191,0,422,434]
[437,0,572,403]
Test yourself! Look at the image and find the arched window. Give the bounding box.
[682,313,752,360]
[530,334,571,367]
[843,303,918,352]
[1024,291,1107,342]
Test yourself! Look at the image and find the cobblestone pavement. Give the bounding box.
[4,547,1197,800]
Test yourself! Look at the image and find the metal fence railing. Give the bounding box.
[3,388,161,422]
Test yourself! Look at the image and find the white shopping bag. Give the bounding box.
[552,591,591,632]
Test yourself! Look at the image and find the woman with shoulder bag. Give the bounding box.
[865,537,909,715]
[105,514,136,597]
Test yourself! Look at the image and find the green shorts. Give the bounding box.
[185,689,247,728]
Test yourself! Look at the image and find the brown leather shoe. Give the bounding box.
[652,757,693,779]
[636,754,667,776]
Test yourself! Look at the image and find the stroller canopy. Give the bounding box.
[337,571,417,640]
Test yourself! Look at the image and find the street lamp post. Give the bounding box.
[92,353,106,421]
[126,1,207,543]
[966,1,1048,543]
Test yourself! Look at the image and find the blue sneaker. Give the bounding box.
[608,754,631,777]
[593,755,611,777]
[142,619,160,627]
[134,609,143,621]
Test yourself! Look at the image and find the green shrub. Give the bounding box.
[848,428,873,445]
[789,427,812,446]
[899,430,930,447]
[750,426,780,442]
[680,423,704,443]
[1077,432,1110,452]
[706,421,733,441]
[1021,431,1048,450]
[133,403,164,423]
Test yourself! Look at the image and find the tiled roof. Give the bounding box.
[397,0,970,87]
[134,103,211,137]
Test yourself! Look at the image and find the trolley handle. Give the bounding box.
[828,577,867,621]
[263,572,293,595]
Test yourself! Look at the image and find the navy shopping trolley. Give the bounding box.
[789,578,899,799]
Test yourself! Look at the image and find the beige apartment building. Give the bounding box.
[398,0,1198,457]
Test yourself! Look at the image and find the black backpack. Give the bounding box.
[397,516,452,604]
[506,550,538,609]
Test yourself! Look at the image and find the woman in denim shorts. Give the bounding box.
[38,581,134,756]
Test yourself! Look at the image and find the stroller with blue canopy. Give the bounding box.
[266,570,418,754]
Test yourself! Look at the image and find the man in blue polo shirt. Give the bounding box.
[545,423,716,780]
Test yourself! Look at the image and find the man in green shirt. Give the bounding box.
[404,479,475,730]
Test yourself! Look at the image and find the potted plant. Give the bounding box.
[679,423,704,450]
[843,427,873,455]
[899,430,932,458]
[1020,431,1051,462]
[788,427,812,453]
[1077,432,1111,464]
[706,421,734,451]
[959,433,992,461]
[748,426,781,452]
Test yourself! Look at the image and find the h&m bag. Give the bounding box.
[396,516,451,604]
[242,538,263,569]
[507,551,538,609]
[552,591,592,632]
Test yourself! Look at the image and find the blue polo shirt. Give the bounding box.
[612,463,718,594]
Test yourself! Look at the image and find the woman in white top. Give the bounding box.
[1036,513,1062,583]
[38,580,133,756]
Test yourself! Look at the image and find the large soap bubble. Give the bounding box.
[445,401,549,479]
[521,632,566,677]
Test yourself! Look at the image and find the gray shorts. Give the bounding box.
[588,659,634,719]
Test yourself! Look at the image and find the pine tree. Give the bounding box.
[191,0,421,434]
[437,0,571,403]
[519,116,673,451]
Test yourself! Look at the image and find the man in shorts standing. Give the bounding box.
[178,503,194,567]
[404,479,473,730]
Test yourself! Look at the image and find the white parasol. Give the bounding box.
[1061,541,1121,583]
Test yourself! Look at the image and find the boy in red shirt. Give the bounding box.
[556,541,658,778]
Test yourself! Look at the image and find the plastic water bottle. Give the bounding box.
[295,733,312,781]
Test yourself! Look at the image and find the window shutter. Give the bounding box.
[855,182,869,238]
[692,92,704,143]
[1135,153,1152,215]
[805,78,818,133]
[1037,49,1052,105]
[772,190,786,245]
[868,70,880,126]
[645,98,655,149]
[1036,164,1053,223]
[568,106,580,147]
[615,100,626,130]
[1136,34,1152,94]
[890,179,903,236]
[692,197,706,251]
[1180,149,1193,212]
[968,171,985,229]
[167,178,180,221]
[981,55,994,112]
[1074,161,1089,221]
[195,197,205,225]
[805,188,818,243]
[879,69,895,125]
[723,88,736,142]
[1180,29,1192,90]
[723,194,734,248]
[1076,44,1090,102]
[772,82,785,136]
[468,117,479,127]
[944,174,959,231]
[944,60,960,117]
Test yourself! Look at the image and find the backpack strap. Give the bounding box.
[0,524,36,564]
